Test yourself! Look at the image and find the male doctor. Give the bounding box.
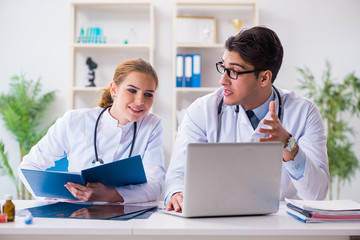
[165,26,330,212]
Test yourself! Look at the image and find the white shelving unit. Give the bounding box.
[69,2,154,109]
[172,2,259,142]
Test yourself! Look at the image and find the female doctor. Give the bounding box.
[19,58,165,203]
[165,26,330,212]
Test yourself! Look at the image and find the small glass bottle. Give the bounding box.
[2,194,15,222]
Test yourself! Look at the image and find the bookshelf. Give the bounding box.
[68,2,154,109]
[172,1,259,142]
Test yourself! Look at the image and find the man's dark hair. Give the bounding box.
[225,26,283,83]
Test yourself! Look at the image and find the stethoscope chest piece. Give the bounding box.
[92,158,104,166]
[92,104,137,166]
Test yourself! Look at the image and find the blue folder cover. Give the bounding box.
[192,54,201,87]
[184,55,193,87]
[21,155,147,200]
[176,54,184,87]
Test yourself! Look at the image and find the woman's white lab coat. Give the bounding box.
[19,107,166,203]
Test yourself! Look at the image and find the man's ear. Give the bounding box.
[258,70,272,87]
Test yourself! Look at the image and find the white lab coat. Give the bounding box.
[165,87,329,203]
[19,107,166,203]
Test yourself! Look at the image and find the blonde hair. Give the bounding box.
[98,58,158,108]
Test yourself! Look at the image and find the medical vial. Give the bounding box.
[2,194,15,221]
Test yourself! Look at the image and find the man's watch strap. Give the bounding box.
[284,135,296,152]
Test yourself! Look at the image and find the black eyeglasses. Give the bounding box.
[216,62,265,80]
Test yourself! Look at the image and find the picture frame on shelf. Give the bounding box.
[176,16,217,44]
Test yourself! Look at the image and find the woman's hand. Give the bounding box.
[65,182,124,202]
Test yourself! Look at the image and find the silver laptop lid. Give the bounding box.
[182,142,283,217]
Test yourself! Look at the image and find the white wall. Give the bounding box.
[0,0,359,201]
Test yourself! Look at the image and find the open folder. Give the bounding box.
[21,155,147,200]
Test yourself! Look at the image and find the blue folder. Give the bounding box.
[192,54,201,87]
[176,54,185,87]
[21,155,147,200]
[184,55,193,87]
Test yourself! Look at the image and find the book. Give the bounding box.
[286,208,360,223]
[21,155,147,200]
[285,198,360,223]
[287,203,360,219]
[192,54,201,87]
[285,198,360,212]
[287,201,360,216]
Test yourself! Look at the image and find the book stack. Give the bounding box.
[285,198,360,223]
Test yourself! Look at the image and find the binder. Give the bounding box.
[21,155,147,200]
[184,55,193,87]
[176,54,184,87]
[192,54,201,87]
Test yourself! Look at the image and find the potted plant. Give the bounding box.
[0,74,55,199]
[297,61,360,199]
[0,141,19,197]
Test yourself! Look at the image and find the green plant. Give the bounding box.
[0,74,55,199]
[297,61,360,200]
[0,141,19,197]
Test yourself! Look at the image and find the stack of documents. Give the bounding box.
[285,198,360,223]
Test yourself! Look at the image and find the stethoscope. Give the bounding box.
[216,85,282,142]
[92,105,137,166]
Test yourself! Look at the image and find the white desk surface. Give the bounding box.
[0,200,359,240]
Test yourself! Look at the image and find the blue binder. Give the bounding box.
[192,54,201,87]
[21,155,147,200]
[176,54,184,87]
[184,55,193,87]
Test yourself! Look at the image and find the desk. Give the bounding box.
[0,200,359,240]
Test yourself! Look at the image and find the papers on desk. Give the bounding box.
[285,198,360,223]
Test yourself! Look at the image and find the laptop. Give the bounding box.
[164,142,283,217]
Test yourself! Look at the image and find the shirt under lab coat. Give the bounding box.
[164,87,329,204]
[19,107,166,204]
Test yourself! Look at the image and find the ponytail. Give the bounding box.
[98,87,113,108]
